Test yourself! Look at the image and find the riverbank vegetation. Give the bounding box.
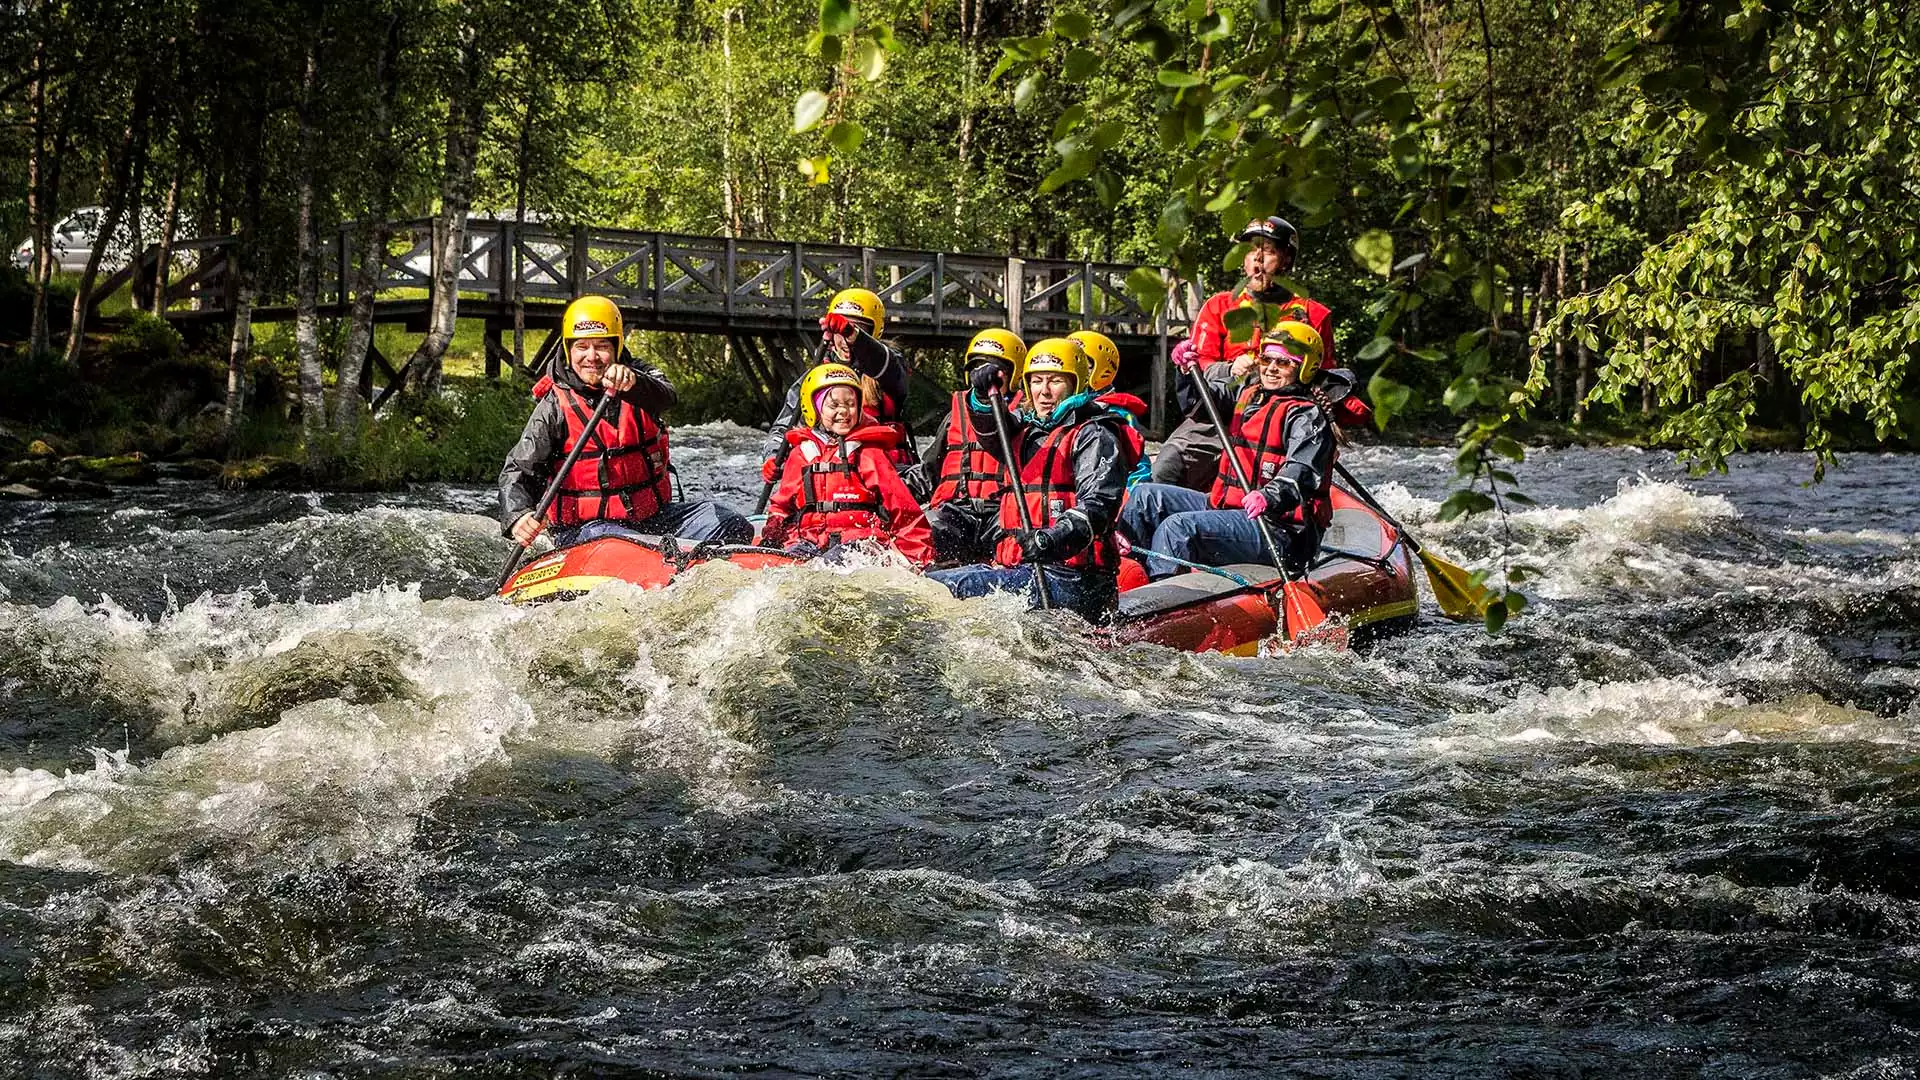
[1,0,1913,494]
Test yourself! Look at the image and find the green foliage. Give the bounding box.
[339,381,534,486]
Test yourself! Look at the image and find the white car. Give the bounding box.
[11,206,174,274]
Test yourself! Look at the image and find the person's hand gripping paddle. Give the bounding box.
[495,389,618,594]
[1190,367,1328,642]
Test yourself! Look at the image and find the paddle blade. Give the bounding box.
[1279,579,1332,643]
[1417,548,1495,622]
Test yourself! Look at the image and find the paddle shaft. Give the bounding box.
[496,388,619,593]
[1190,366,1297,584]
[756,334,841,514]
[986,387,1051,610]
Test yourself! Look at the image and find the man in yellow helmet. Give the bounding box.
[500,295,752,549]
[926,337,1135,620]
[917,327,1025,563]
[760,287,913,478]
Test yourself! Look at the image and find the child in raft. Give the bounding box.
[760,363,935,566]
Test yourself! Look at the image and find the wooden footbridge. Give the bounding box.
[93,218,1185,430]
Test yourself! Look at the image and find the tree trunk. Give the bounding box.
[26,33,52,356]
[224,279,257,437]
[1527,263,1548,389]
[1552,242,1567,415]
[65,94,147,366]
[1573,245,1591,424]
[512,86,536,371]
[223,112,268,439]
[294,36,325,465]
[333,15,404,438]
[405,25,486,398]
[150,159,183,313]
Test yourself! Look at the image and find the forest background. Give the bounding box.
[1,0,1914,501]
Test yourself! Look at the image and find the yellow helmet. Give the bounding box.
[825,287,886,337]
[561,295,623,342]
[1261,320,1326,384]
[1020,338,1091,397]
[964,328,1027,371]
[1069,330,1120,391]
[799,362,863,427]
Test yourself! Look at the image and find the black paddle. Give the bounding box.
[1190,364,1328,640]
[986,387,1051,611]
[495,388,618,594]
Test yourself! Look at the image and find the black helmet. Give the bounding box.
[1234,216,1300,260]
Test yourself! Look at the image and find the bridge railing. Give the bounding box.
[117,218,1179,338]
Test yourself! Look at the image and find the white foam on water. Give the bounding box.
[1438,674,1911,749]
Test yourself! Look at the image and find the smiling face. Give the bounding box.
[1026,371,1075,417]
[567,337,619,385]
[817,384,861,436]
[1256,346,1301,391]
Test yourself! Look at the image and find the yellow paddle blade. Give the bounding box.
[1417,548,1496,622]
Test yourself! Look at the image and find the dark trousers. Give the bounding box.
[551,501,753,548]
[1149,416,1224,490]
[926,562,1118,622]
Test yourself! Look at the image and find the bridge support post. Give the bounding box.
[1005,257,1023,337]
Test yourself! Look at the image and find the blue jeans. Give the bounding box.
[551,501,753,548]
[1120,481,1316,578]
[926,563,1117,622]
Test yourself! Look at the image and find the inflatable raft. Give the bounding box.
[1107,484,1419,655]
[500,484,1418,655]
[498,534,795,603]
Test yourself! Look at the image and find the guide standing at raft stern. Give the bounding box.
[761,287,915,475]
[928,338,1135,621]
[499,295,753,549]
[1152,216,1336,492]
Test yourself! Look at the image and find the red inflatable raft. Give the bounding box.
[498,534,795,603]
[1106,484,1419,655]
[499,485,1417,656]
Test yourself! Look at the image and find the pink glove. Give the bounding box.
[1171,339,1199,372]
[1241,491,1269,520]
[1114,532,1133,556]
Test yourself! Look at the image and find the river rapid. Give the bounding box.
[0,424,1915,1078]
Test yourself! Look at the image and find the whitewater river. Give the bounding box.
[0,423,1914,1077]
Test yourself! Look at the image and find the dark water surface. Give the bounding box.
[0,426,1915,1078]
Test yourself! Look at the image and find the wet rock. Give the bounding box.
[0,477,111,499]
[155,458,225,480]
[25,439,57,458]
[219,455,306,490]
[180,631,421,741]
[0,425,22,456]
[2,458,55,484]
[60,452,158,485]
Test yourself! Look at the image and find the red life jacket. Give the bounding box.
[930,391,1006,510]
[1097,390,1149,464]
[787,424,901,546]
[539,379,673,527]
[1206,386,1334,528]
[993,419,1120,573]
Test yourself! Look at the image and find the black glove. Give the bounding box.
[1017,525,1067,564]
[782,539,824,561]
[969,361,1010,399]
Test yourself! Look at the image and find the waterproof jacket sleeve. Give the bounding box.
[498,396,565,534]
[759,448,804,547]
[1256,403,1335,512]
[762,379,804,461]
[919,405,956,474]
[857,448,935,565]
[849,333,909,410]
